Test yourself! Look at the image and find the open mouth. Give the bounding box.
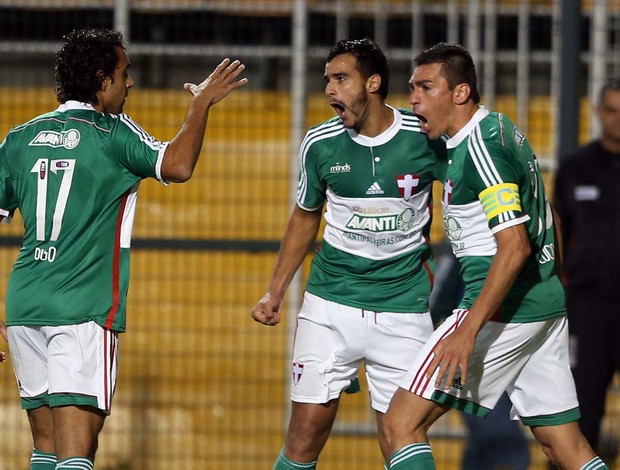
[414,113,429,131]
[330,102,346,118]
[414,113,427,123]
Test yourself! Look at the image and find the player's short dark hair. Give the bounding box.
[54,27,125,105]
[327,38,390,99]
[599,77,620,105]
[414,42,480,104]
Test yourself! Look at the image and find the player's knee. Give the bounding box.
[283,435,323,462]
[383,411,412,451]
[284,422,329,460]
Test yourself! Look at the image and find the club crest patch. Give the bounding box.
[292,361,304,385]
[396,174,420,201]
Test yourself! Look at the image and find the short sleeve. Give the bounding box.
[296,132,326,210]
[111,114,169,182]
[0,137,17,219]
[464,141,527,231]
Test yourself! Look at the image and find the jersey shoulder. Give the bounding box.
[6,110,62,140]
[8,108,120,138]
[478,112,515,141]
[467,112,524,159]
[478,112,531,152]
[307,115,342,133]
[302,116,347,151]
[395,108,426,134]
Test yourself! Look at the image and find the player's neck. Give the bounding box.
[448,103,480,138]
[357,102,394,138]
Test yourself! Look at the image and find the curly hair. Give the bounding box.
[54,27,125,105]
[327,38,390,99]
[414,42,481,104]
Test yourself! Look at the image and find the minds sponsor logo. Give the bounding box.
[29,129,81,150]
[330,162,351,173]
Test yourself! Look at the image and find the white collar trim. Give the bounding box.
[346,105,401,147]
[446,106,489,149]
[57,101,97,112]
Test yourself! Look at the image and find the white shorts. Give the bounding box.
[7,321,119,414]
[290,292,434,413]
[400,309,580,426]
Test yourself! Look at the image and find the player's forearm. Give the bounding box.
[464,225,531,332]
[161,99,212,183]
[268,206,322,297]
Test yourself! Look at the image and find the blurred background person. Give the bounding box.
[553,77,620,465]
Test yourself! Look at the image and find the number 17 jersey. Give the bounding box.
[0,101,168,332]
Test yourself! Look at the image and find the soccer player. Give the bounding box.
[0,27,246,470]
[250,38,445,469]
[382,42,608,470]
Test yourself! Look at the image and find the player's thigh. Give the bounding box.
[508,317,580,427]
[399,309,473,399]
[459,319,568,416]
[400,310,544,416]
[46,322,119,413]
[7,325,50,408]
[291,292,365,404]
[365,311,434,413]
[53,404,107,460]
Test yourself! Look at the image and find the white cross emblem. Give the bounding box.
[443,179,454,206]
[396,174,420,201]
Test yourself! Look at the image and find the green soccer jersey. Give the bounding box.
[298,106,446,312]
[0,101,168,332]
[442,107,565,322]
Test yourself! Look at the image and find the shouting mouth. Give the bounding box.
[330,101,346,119]
[415,113,429,132]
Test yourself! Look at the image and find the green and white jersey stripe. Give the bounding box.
[298,106,446,312]
[442,107,565,323]
[0,101,167,331]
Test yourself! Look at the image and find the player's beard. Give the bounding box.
[346,89,371,133]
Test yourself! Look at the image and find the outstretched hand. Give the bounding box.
[184,58,248,106]
[427,320,476,390]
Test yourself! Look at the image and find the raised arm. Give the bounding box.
[161,58,248,182]
[251,205,323,326]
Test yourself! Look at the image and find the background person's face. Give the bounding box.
[598,89,620,146]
